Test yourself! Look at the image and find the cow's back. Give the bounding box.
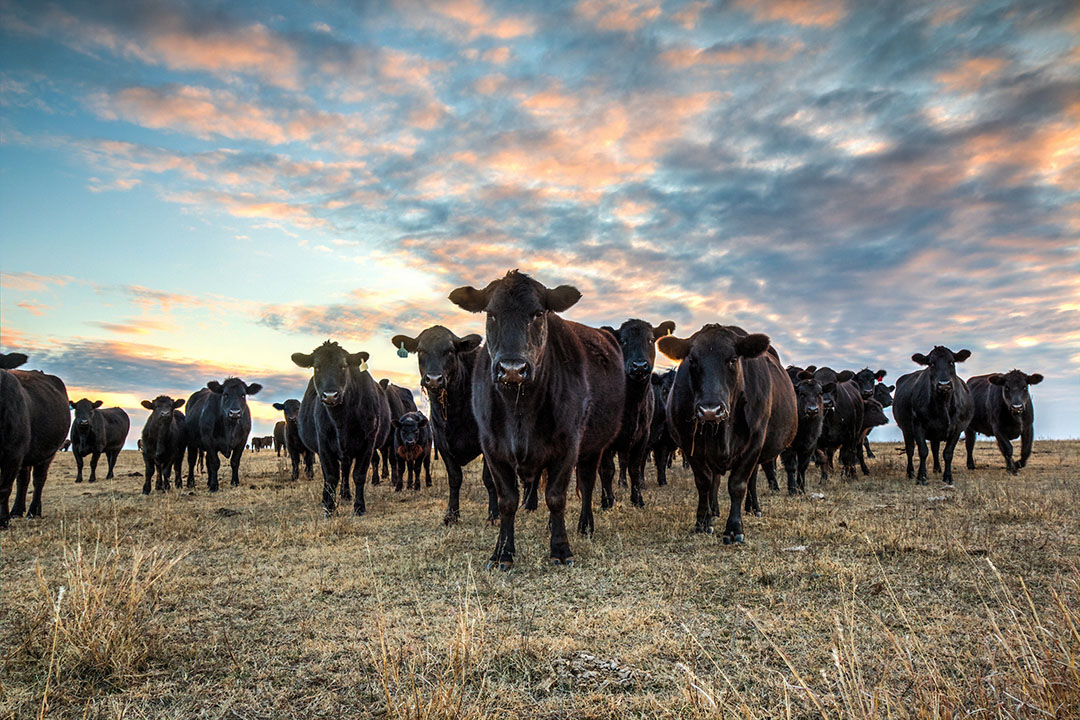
[564,319,625,460]
[101,408,130,450]
[890,370,922,433]
[11,370,69,467]
[755,351,798,462]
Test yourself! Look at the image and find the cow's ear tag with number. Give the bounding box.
[358,359,369,372]
[397,342,409,358]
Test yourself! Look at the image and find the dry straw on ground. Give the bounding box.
[1,441,1078,719]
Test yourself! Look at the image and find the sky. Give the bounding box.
[1,0,1078,446]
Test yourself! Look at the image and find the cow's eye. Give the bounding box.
[532,310,544,321]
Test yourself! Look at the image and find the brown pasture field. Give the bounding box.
[1,440,1078,719]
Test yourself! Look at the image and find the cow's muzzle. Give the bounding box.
[695,403,729,424]
[496,359,529,385]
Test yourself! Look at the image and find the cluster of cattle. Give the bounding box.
[0,271,1045,568]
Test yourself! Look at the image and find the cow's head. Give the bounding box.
[391,326,482,394]
[272,399,302,424]
[292,341,366,408]
[812,367,854,413]
[141,395,184,423]
[602,319,676,382]
[0,353,28,370]
[69,398,103,430]
[863,398,889,428]
[207,378,261,422]
[393,411,428,447]
[449,270,581,386]
[793,370,832,422]
[658,324,770,425]
[912,346,970,396]
[988,369,1043,417]
[853,368,887,400]
[873,382,895,408]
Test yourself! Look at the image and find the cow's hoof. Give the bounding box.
[353,507,366,517]
[487,560,513,572]
[442,512,460,526]
[487,513,499,526]
[723,533,745,545]
[141,489,150,496]
[75,478,83,484]
[551,556,574,567]
[754,511,762,518]
[657,480,667,487]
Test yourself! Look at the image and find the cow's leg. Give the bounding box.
[369,448,380,485]
[691,466,713,533]
[617,449,628,488]
[628,437,649,508]
[743,466,761,517]
[26,460,52,518]
[105,450,118,480]
[443,456,465,525]
[143,454,154,494]
[205,451,221,492]
[0,464,19,528]
[965,429,977,470]
[942,432,961,485]
[74,452,85,483]
[864,435,875,459]
[521,473,540,511]
[87,450,102,484]
[341,457,354,499]
[655,446,669,486]
[351,452,371,516]
[797,450,811,494]
[857,435,871,475]
[782,448,798,495]
[725,449,763,544]
[162,456,173,491]
[551,455,583,563]
[1019,425,1033,470]
[481,459,497,524]
[488,458,518,570]
[903,432,915,479]
[304,451,314,478]
[995,433,1017,475]
[840,441,858,479]
[381,447,390,480]
[423,454,431,487]
[290,447,301,481]
[229,445,244,487]
[762,457,779,492]
[598,447,616,510]
[173,454,184,490]
[10,467,30,517]
[914,427,929,485]
[931,440,942,474]
[319,451,341,515]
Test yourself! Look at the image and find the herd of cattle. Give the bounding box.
[0,271,1044,570]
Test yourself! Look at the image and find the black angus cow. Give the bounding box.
[892,346,973,485]
[647,369,678,486]
[780,370,831,495]
[139,396,186,493]
[68,399,130,484]
[273,422,285,456]
[598,319,675,509]
[273,399,315,481]
[293,341,390,515]
[965,370,1042,474]
[1,353,69,527]
[378,379,417,491]
[250,437,263,451]
[449,270,625,569]
[658,325,796,543]
[852,368,887,402]
[857,399,889,474]
[394,411,432,490]
[810,367,862,482]
[184,378,262,491]
[391,326,499,524]
[862,382,895,459]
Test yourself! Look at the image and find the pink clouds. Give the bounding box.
[575,0,662,32]
[734,0,847,28]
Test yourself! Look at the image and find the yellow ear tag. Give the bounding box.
[358,360,368,372]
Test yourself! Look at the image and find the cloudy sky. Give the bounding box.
[1,0,1077,444]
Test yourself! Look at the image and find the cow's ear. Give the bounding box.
[448,286,487,313]
[988,374,1006,386]
[912,353,930,366]
[822,382,837,394]
[1026,373,1044,385]
[658,335,691,360]
[69,400,76,409]
[600,325,618,341]
[173,398,185,409]
[273,402,285,410]
[804,365,817,374]
[207,381,223,393]
[92,400,103,408]
[797,370,814,381]
[735,333,770,359]
[953,349,971,362]
[454,334,482,353]
[545,285,581,313]
[888,384,895,391]
[245,383,262,396]
[392,334,419,353]
[875,369,886,380]
[0,353,28,370]
[379,378,390,389]
[417,415,428,428]
[836,370,854,383]
[291,352,313,368]
[653,320,676,338]
[141,400,154,410]
[347,352,369,367]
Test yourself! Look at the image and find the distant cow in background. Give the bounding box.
[810,367,862,482]
[862,382,895,459]
[378,379,417,491]
[965,370,1042,474]
[273,399,315,481]
[139,396,186,493]
[274,422,285,455]
[69,399,130,484]
[647,369,677,486]
[394,411,432,490]
[892,346,973,485]
[185,378,262,492]
[1,353,69,528]
[781,370,831,495]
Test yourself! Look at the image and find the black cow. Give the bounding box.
[811,367,862,482]
[862,382,895,459]
[598,319,676,509]
[394,411,432,490]
[273,399,315,481]
[780,370,832,495]
[892,346,974,485]
[449,270,625,569]
[857,399,889,474]
[184,378,262,491]
[658,325,796,543]
[965,370,1042,474]
[273,422,285,455]
[852,368,887,401]
[391,326,499,524]
[139,396,186,493]
[1,353,69,527]
[647,369,678,486]
[293,341,390,515]
[68,399,130,484]
[378,380,417,491]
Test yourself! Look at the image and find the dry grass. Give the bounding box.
[1,441,1077,719]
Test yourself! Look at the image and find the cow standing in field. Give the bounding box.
[647,369,678,486]
[139,396,186,493]
[273,399,315,481]
[811,367,863,482]
[394,411,432,490]
[185,378,262,492]
[449,270,625,569]
[965,370,1042,474]
[659,325,797,543]
[599,319,675,509]
[293,341,390,516]
[781,369,831,495]
[378,379,417,491]
[273,422,285,456]
[1,353,69,528]
[68,399,130,484]
[391,326,499,524]
[862,382,894,460]
[892,346,974,485]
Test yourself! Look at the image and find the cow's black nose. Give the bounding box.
[497,360,528,384]
[227,410,242,418]
[806,406,818,417]
[423,373,444,389]
[321,391,340,405]
[1011,403,1024,413]
[695,403,729,423]
[628,360,650,376]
